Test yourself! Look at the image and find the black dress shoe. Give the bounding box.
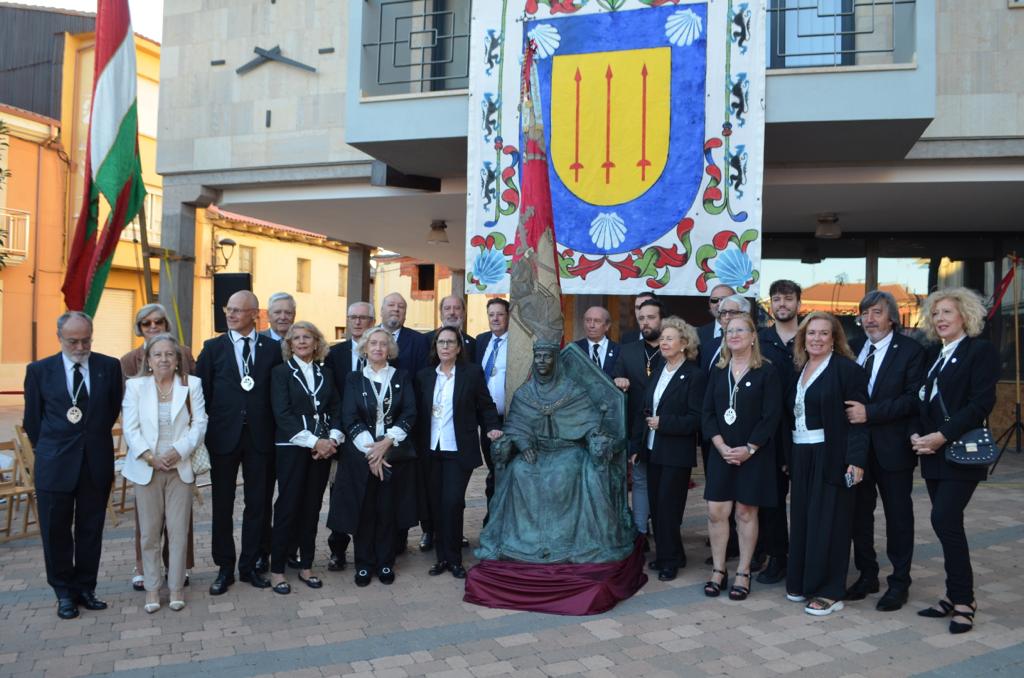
[461,536,470,548]
[450,565,467,579]
[648,559,660,572]
[240,571,271,589]
[419,532,434,551]
[57,598,79,620]
[75,591,108,611]
[429,561,449,576]
[876,588,909,612]
[658,568,678,582]
[354,569,371,587]
[209,573,235,596]
[378,566,395,585]
[253,555,270,574]
[327,554,347,572]
[844,576,880,601]
[756,557,787,585]
[286,556,302,570]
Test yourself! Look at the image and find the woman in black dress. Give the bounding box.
[702,314,781,600]
[633,317,705,582]
[786,312,868,616]
[327,327,417,587]
[912,287,999,634]
[415,326,502,579]
[269,321,342,594]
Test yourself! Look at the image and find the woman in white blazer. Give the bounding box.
[122,333,208,613]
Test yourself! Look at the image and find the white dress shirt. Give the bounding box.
[62,352,91,398]
[928,334,966,400]
[228,329,258,377]
[793,354,830,444]
[482,333,508,411]
[352,363,408,454]
[588,336,610,368]
[857,330,893,396]
[430,365,458,452]
[287,357,343,449]
[647,363,680,449]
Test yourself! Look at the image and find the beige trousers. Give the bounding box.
[134,469,193,592]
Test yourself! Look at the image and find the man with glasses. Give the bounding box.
[697,284,736,372]
[196,291,283,595]
[321,301,375,570]
[844,290,924,611]
[475,298,510,524]
[24,311,123,619]
[621,292,657,344]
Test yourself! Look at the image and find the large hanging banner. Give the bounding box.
[466,0,765,296]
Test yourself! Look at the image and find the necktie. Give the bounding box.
[241,336,251,373]
[484,337,502,378]
[928,346,953,401]
[863,344,877,395]
[73,363,89,412]
[591,343,601,366]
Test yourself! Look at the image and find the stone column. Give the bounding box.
[347,243,372,306]
[159,183,218,346]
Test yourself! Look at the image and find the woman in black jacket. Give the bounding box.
[415,326,502,579]
[632,316,705,582]
[702,313,781,599]
[327,327,418,587]
[269,322,343,594]
[786,312,868,616]
[912,287,999,634]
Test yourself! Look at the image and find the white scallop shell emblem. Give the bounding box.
[589,212,627,250]
[528,23,561,59]
[665,9,703,47]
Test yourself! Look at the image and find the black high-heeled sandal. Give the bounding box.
[704,568,727,598]
[918,599,954,618]
[729,572,751,601]
[949,602,977,634]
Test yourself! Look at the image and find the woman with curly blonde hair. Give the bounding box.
[912,287,999,634]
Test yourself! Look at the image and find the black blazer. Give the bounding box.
[341,367,417,461]
[786,355,870,485]
[914,336,999,482]
[759,326,798,395]
[850,333,926,472]
[612,340,665,438]
[573,337,620,378]
[23,352,123,493]
[195,332,282,455]
[474,331,496,365]
[271,357,344,445]
[703,362,782,452]
[697,322,723,373]
[324,339,359,397]
[393,327,430,375]
[621,329,641,345]
[414,363,500,472]
[631,360,705,466]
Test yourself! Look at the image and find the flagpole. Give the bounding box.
[995,252,1023,461]
[136,202,157,304]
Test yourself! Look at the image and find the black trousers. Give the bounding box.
[926,478,978,605]
[757,467,789,559]
[787,442,854,601]
[210,425,269,575]
[354,474,396,571]
[480,415,503,527]
[851,452,915,591]
[260,454,276,559]
[647,462,691,569]
[328,529,350,557]
[270,445,332,574]
[427,452,473,566]
[37,456,110,599]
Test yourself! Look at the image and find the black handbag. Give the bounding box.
[935,390,1000,468]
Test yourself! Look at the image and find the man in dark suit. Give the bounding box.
[696,284,735,372]
[321,300,375,570]
[24,311,123,619]
[756,279,801,584]
[575,305,619,378]
[427,295,477,357]
[196,291,283,594]
[620,292,657,345]
[475,298,510,524]
[845,290,925,611]
[612,298,665,542]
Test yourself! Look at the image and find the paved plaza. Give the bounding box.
[1,406,1022,677]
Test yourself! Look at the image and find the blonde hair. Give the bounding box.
[659,316,700,361]
[282,321,329,362]
[793,312,856,369]
[137,333,188,384]
[716,314,765,369]
[919,287,987,342]
[356,326,400,361]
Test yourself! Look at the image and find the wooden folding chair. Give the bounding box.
[6,426,39,541]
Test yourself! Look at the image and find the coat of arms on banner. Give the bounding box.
[466,0,766,296]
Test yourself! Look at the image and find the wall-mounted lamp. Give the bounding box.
[207,237,237,274]
[427,220,449,245]
[814,213,841,240]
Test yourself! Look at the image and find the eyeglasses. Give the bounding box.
[709,297,723,304]
[436,339,459,347]
[223,306,256,315]
[139,319,167,328]
[347,315,373,322]
[719,309,744,317]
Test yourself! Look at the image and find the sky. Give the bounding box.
[15,0,164,41]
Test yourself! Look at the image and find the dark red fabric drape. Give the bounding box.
[463,537,648,616]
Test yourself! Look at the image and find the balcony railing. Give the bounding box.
[0,207,29,263]
[360,0,471,97]
[767,0,916,69]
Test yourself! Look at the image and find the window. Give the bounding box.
[238,245,255,274]
[338,263,348,297]
[335,327,345,340]
[416,264,435,292]
[297,258,311,293]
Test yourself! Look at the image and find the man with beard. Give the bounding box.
[428,295,476,356]
[755,280,801,584]
[621,292,657,345]
[613,298,665,546]
[475,298,510,526]
[698,284,736,372]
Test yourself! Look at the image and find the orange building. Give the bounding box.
[794,282,923,328]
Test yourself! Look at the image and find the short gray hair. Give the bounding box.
[356,326,399,361]
[133,303,171,337]
[57,311,93,336]
[719,294,751,314]
[268,292,296,310]
[859,290,901,330]
[348,300,374,318]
